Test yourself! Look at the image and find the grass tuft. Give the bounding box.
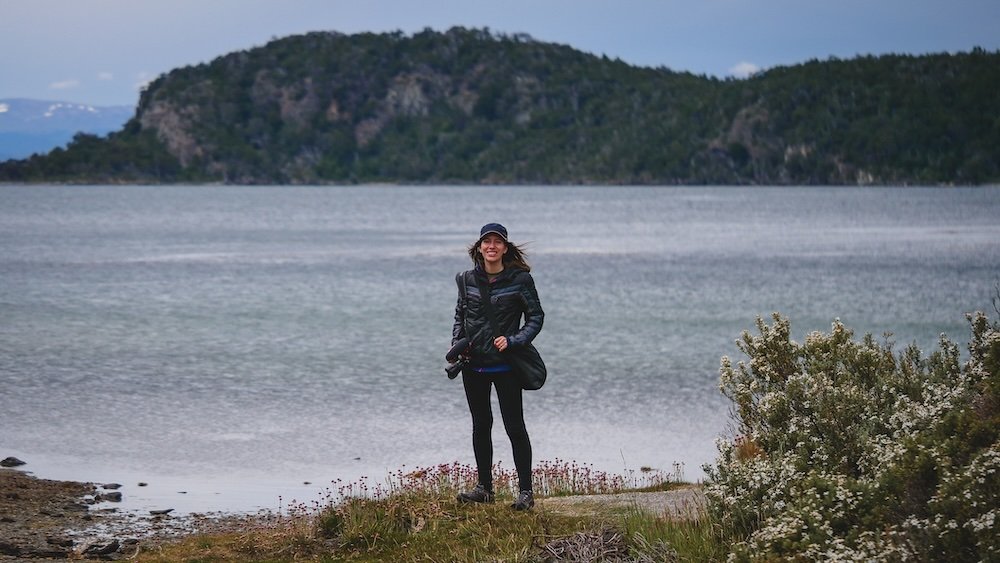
[133,459,720,562]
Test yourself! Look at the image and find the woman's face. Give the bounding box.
[479,234,507,267]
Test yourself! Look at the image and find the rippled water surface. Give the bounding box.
[1,185,998,514]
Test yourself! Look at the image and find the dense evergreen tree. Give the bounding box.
[1,29,997,185]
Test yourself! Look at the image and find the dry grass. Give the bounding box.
[132,459,722,562]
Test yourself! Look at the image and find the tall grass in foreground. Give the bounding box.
[622,508,727,562]
[269,458,684,518]
[136,459,719,562]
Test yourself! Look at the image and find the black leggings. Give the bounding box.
[462,370,533,492]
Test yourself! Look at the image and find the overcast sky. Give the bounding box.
[2,0,998,107]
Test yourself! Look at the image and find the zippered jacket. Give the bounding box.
[452,266,544,367]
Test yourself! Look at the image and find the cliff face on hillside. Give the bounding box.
[2,28,998,185]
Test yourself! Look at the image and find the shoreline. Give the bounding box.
[1,459,708,560]
[0,466,259,561]
[0,449,322,517]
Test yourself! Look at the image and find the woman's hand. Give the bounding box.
[494,336,509,352]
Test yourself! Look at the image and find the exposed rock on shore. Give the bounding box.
[0,465,270,561]
[0,467,120,560]
[0,457,26,468]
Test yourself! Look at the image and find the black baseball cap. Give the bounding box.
[479,223,508,242]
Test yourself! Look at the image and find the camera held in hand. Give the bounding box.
[445,337,470,379]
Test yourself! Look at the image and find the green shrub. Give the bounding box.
[705,311,999,561]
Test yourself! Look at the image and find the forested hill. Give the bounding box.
[2,28,998,185]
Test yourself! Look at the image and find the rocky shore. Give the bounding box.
[0,458,254,561]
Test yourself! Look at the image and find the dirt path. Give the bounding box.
[541,485,707,520]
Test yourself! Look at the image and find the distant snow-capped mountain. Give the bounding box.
[0,98,133,161]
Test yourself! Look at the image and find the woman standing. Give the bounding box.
[452,223,544,510]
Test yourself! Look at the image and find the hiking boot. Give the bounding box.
[511,490,534,510]
[457,483,494,504]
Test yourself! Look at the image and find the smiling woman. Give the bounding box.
[451,222,545,511]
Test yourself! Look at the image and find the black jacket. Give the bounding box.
[452,266,544,367]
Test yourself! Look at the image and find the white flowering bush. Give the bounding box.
[704,311,1000,561]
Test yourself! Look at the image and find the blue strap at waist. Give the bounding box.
[473,364,513,373]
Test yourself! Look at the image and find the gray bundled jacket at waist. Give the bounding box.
[452,266,544,367]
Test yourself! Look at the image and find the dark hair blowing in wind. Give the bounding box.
[468,239,531,272]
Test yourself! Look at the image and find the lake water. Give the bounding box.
[1,184,998,515]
